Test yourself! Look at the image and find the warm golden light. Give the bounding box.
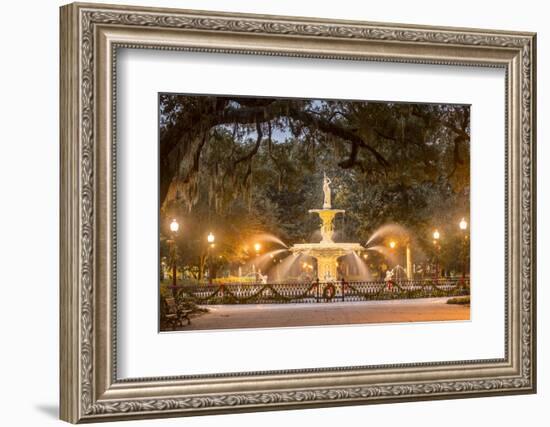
[459,218,468,231]
[169,219,179,233]
[389,240,396,249]
[433,230,440,240]
[254,243,261,253]
[207,232,215,243]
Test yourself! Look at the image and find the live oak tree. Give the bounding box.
[159,95,470,276]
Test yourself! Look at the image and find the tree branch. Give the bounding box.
[234,118,263,165]
[289,107,389,168]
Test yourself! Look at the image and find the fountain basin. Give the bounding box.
[290,242,365,281]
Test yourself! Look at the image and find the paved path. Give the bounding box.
[176,298,469,331]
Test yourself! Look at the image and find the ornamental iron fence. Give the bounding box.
[167,278,470,305]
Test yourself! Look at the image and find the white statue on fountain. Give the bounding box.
[322,172,332,209]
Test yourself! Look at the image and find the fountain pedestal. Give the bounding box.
[308,209,344,244]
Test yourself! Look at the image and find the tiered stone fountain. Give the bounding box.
[290,174,364,281]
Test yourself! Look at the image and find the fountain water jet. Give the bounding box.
[349,251,372,280]
[391,265,408,280]
[270,251,304,282]
[252,233,289,248]
[365,224,409,247]
[252,249,289,273]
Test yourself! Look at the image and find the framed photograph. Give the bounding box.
[157,93,472,332]
[60,2,536,423]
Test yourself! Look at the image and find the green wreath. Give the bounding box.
[323,283,336,300]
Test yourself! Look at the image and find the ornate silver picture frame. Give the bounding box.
[60,2,536,423]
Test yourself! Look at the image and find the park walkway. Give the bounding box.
[175,297,469,331]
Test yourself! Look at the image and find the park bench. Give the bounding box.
[162,296,192,328]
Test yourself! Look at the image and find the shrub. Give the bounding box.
[447,296,470,305]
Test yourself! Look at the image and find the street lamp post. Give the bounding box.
[388,239,397,279]
[169,219,180,290]
[252,243,262,281]
[405,242,412,280]
[459,218,468,281]
[433,230,440,281]
[207,232,215,284]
